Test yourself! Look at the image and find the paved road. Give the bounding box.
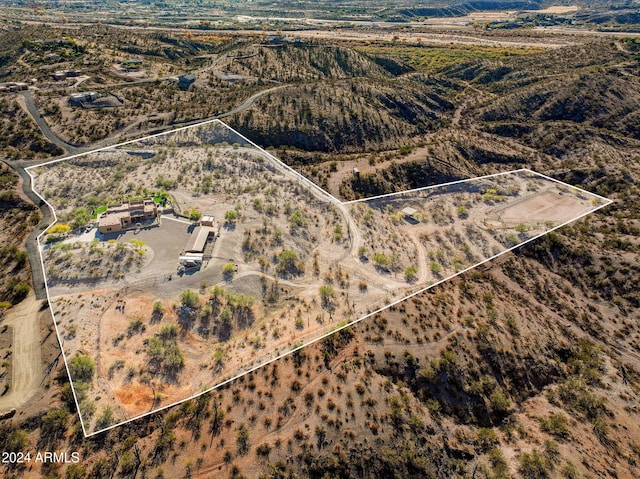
[11,79,296,299]
[8,158,57,300]
[18,90,82,155]
[216,84,287,119]
[1,79,305,412]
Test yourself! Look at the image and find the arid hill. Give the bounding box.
[0,30,638,479]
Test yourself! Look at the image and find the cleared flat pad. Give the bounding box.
[27,120,612,435]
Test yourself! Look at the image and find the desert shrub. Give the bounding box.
[490,391,510,409]
[152,300,164,321]
[65,464,87,479]
[373,252,390,269]
[41,409,70,442]
[319,285,335,300]
[223,262,236,279]
[96,406,114,430]
[224,209,238,223]
[539,413,569,439]
[236,424,250,455]
[49,224,71,234]
[404,265,417,282]
[475,428,498,452]
[288,208,307,230]
[5,429,29,453]
[70,355,95,383]
[430,260,442,274]
[180,289,198,308]
[276,250,303,276]
[518,450,551,479]
[10,281,30,302]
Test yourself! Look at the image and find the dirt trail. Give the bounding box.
[0,292,43,411]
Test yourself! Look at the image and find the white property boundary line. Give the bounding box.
[25,119,614,437]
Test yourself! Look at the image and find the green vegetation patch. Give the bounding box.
[358,44,542,72]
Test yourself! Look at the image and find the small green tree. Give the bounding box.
[11,282,30,302]
[224,209,238,223]
[475,428,498,452]
[276,250,302,276]
[213,348,226,367]
[220,306,232,325]
[163,343,185,371]
[539,413,569,438]
[373,252,390,269]
[223,262,236,279]
[41,409,70,442]
[319,285,336,310]
[70,355,95,383]
[561,462,579,479]
[319,285,335,301]
[159,323,178,341]
[180,289,198,309]
[65,463,87,479]
[189,210,203,222]
[71,207,91,228]
[404,266,417,282]
[152,300,164,321]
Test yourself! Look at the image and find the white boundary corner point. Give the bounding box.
[25,119,613,437]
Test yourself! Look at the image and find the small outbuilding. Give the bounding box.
[200,215,215,227]
[401,207,419,222]
[184,226,215,254]
[178,74,196,90]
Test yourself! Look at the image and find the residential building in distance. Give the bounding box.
[178,74,196,89]
[0,82,28,93]
[69,91,99,106]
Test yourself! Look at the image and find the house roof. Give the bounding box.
[401,207,418,216]
[185,226,215,253]
[99,212,127,227]
[179,74,196,82]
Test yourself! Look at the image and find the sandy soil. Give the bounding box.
[0,292,43,411]
[498,190,594,226]
[532,6,579,15]
[274,29,573,49]
[31,122,609,433]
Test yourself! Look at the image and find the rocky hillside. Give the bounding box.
[233,75,455,153]
[0,33,639,479]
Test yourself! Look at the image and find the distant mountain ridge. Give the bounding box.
[399,0,544,18]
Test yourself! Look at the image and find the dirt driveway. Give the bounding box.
[0,292,43,411]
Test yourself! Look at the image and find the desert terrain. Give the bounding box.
[0,14,638,479]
